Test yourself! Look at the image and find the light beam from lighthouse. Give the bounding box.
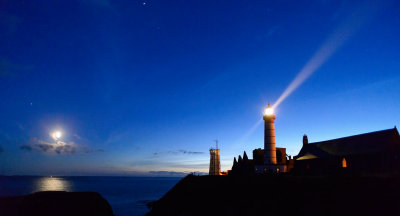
[263,104,277,165]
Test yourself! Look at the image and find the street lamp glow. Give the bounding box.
[264,104,274,116]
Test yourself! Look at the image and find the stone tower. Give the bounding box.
[209,148,220,175]
[263,104,277,165]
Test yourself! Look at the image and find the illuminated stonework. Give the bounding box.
[209,148,221,175]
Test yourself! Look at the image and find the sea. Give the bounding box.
[0,176,182,216]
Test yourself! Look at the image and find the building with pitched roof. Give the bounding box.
[294,127,400,174]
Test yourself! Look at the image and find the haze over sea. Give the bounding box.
[0,176,181,216]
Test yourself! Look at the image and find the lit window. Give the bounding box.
[342,158,347,168]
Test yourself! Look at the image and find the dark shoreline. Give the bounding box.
[3,174,397,216]
[148,174,400,216]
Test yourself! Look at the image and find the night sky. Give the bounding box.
[1,0,400,176]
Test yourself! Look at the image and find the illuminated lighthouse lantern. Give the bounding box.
[263,104,277,166]
[234,103,290,174]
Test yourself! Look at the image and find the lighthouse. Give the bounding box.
[231,103,291,174]
[263,104,277,165]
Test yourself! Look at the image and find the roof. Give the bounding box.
[296,128,400,160]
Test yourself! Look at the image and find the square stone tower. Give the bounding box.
[209,148,220,175]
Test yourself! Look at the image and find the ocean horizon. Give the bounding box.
[0,176,182,216]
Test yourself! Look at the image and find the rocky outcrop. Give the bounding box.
[147,174,400,216]
[0,191,114,216]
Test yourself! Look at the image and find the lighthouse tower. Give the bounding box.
[263,104,277,165]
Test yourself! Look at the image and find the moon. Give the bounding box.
[54,131,62,139]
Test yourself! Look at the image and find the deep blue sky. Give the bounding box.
[1,0,400,176]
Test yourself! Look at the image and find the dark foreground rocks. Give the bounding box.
[147,174,400,216]
[0,191,114,216]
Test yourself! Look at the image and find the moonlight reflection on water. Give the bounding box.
[0,176,181,216]
[35,177,71,191]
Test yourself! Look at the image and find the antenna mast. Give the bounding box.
[214,139,219,149]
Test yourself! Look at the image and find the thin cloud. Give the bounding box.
[84,148,105,153]
[153,150,205,156]
[171,163,209,169]
[20,145,32,151]
[73,134,82,140]
[178,150,204,155]
[147,171,207,177]
[20,137,104,155]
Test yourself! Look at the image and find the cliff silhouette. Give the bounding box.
[147,174,400,216]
